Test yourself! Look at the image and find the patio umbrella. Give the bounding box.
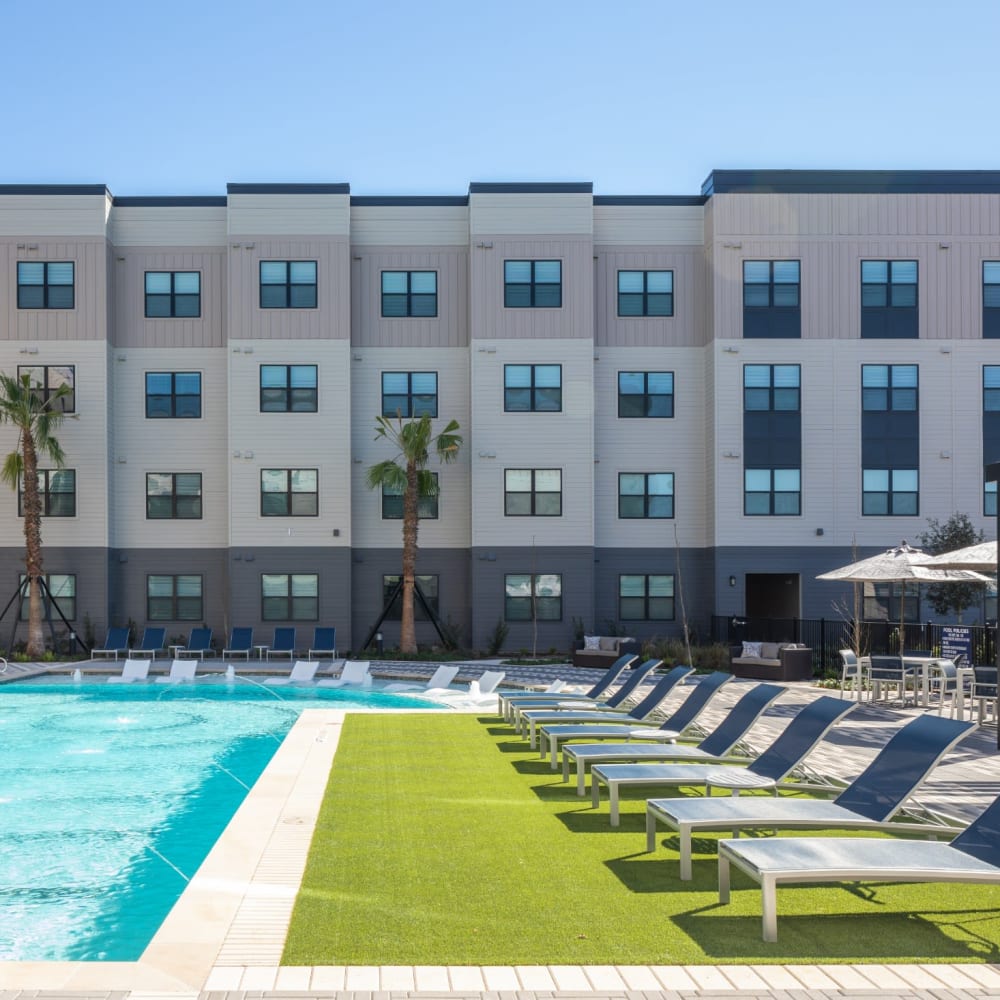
[923,539,998,573]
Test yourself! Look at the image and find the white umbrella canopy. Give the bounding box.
[923,540,998,573]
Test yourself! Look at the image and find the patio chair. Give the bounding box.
[154,658,199,684]
[971,665,997,723]
[266,627,296,660]
[562,681,786,798]
[718,792,1000,942]
[539,668,726,770]
[385,664,460,692]
[307,627,337,660]
[926,659,972,716]
[263,659,318,686]
[589,694,855,826]
[129,627,167,660]
[867,654,917,705]
[107,659,151,684]
[646,713,975,880]
[316,660,372,688]
[838,648,867,700]
[222,627,253,660]
[92,626,131,660]
[177,627,215,659]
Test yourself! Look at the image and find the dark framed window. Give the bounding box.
[743,365,800,411]
[619,574,674,621]
[743,260,800,338]
[984,366,1000,515]
[381,372,438,418]
[145,372,202,418]
[504,364,561,412]
[618,371,673,418]
[261,469,318,516]
[862,365,918,411]
[259,260,317,308]
[19,573,75,621]
[985,263,1000,339]
[618,270,673,316]
[744,468,801,515]
[260,365,317,412]
[504,573,562,621]
[19,469,75,517]
[504,260,561,308]
[17,262,74,309]
[504,469,561,516]
[382,473,438,519]
[861,260,918,338]
[147,574,203,621]
[146,473,203,519]
[17,365,75,413]
[262,573,318,621]
[862,468,918,515]
[381,271,437,317]
[987,482,996,518]
[864,581,919,623]
[382,574,439,621]
[618,472,673,519]
[145,271,201,318]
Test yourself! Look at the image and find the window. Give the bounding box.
[382,575,439,620]
[262,574,318,621]
[147,575,203,621]
[504,574,562,621]
[618,473,673,519]
[504,469,561,516]
[261,469,318,516]
[259,260,317,308]
[504,260,561,308]
[382,473,438,519]
[617,270,673,317]
[19,469,75,517]
[743,365,800,411]
[145,271,201,317]
[864,581,919,623]
[619,574,674,621]
[381,372,437,418]
[19,574,75,621]
[504,364,562,412]
[744,469,801,515]
[987,481,996,518]
[743,260,800,338]
[146,372,201,418]
[618,371,673,418]
[861,260,918,338]
[862,468,918,515]
[17,262,74,309]
[983,366,1000,515]
[260,365,317,412]
[381,271,437,317]
[146,473,203,519]
[862,365,918,411]
[17,365,75,413]
[985,263,1000,339]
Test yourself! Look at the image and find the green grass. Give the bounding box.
[283,714,1000,965]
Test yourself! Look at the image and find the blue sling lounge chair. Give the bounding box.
[223,627,253,660]
[266,627,296,660]
[646,713,975,880]
[92,626,130,660]
[177,627,215,659]
[130,627,166,659]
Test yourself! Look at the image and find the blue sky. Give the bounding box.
[5,0,999,196]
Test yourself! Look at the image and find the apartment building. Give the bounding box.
[1,171,998,654]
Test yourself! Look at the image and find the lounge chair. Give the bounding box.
[92,626,131,660]
[718,792,1000,942]
[263,659,318,686]
[384,664,460,692]
[563,681,786,798]
[154,658,199,684]
[177,627,215,659]
[107,659,150,684]
[266,627,296,660]
[434,669,507,707]
[129,627,167,659]
[222,627,253,660]
[316,660,372,688]
[590,693,855,825]
[307,627,337,660]
[646,713,975,880]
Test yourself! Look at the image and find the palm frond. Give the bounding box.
[365,460,408,492]
[1,451,22,490]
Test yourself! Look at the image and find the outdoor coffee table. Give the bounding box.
[628,728,681,742]
[702,764,777,798]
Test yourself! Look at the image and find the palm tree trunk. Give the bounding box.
[400,459,420,654]
[21,429,45,659]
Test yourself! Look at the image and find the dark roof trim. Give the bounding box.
[113,196,228,207]
[227,183,350,195]
[351,195,469,206]
[703,169,1000,196]
[0,184,109,196]
[469,182,593,194]
[594,195,707,206]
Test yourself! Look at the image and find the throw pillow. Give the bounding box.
[583,635,601,650]
[599,636,619,652]
[760,642,780,659]
[741,641,762,657]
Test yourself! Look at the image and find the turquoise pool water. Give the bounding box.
[0,678,440,961]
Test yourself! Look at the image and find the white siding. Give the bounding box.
[350,206,468,246]
[227,194,350,236]
[593,205,704,246]
[110,206,227,247]
[469,193,593,236]
[0,194,110,237]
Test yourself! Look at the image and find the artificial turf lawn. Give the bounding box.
[282,713,1000,965]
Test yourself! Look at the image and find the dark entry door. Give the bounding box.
[746,573,800,619]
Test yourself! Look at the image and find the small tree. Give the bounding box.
[0,372,73,658]
[919,513,986,622]
[366,413,462,654]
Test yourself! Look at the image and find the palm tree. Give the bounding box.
[366,413,462,654]
[0,372,73,658]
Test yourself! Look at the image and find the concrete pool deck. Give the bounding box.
[0,662,998,999]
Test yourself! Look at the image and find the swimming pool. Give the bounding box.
[0,678,441,961]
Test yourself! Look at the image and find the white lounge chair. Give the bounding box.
[107,659,151,684]
[263,660,319,686]
[154,659,199,684]
[436,669,507,706]
[316,660,372,688]
[385,664,460,693]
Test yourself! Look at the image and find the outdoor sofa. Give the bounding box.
[729,641,814,681]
